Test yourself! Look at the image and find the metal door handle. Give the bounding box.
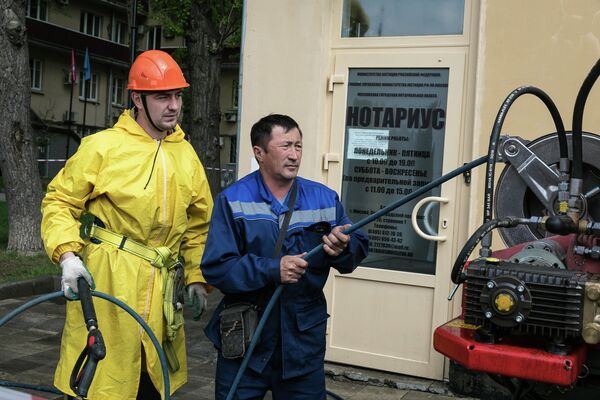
[411,196,449,241]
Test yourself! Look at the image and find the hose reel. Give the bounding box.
[495,132,600,247]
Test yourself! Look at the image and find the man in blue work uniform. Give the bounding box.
[201,114,368,399]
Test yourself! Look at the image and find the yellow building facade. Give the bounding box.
[237,0,600,380]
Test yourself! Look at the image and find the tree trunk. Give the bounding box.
[184,1,222,196]
[0,1,44,254]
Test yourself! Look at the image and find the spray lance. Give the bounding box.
[69,278,106,398]
[225,155,488,400]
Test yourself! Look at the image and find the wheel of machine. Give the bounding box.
[495,132,600,247]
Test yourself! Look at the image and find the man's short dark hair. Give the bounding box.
[250,114,303,151]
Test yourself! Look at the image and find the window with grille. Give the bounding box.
[112,78,125,106]
[112,21,127,44]
[27,0,47,21]
[30,58,43,91]
[79,71,99,101]
[80,12,102,37]
[148,26,162,49]
[232,79,239,109]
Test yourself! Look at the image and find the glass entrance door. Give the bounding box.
[324,52,466,379]
[341,67,449,275]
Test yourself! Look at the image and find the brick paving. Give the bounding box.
[0,278,473,400]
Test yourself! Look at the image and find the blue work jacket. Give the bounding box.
[202,171,368,379]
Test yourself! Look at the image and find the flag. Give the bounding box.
[83,47,91,81]
[70,49,76,83]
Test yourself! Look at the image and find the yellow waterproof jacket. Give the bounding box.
[41,110,213,399]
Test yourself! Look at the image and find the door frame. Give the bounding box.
[323,50,468,379]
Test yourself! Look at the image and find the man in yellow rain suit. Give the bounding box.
[41,50,213,399]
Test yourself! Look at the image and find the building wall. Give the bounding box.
[470,0,600,229]
[28,0,131,138]
[238,0,600,377]
[239,0,600,242]
[238,0,333,181]
[30,46,76,122]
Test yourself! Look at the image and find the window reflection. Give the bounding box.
[342,0,464,38]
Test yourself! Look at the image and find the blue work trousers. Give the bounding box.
[215,346,326,400]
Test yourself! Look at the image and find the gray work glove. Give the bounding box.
[59,255,95,300]
[186,283,208,321]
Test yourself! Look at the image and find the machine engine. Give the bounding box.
[434,59,600,398]
[463,254,598,349]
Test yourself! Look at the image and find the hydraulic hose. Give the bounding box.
[572,58,600,180]
[0,290,171,400]
[450,217,530,284]
[0,380,60,396]
[481,86,566,256]
[226,155,488,400]
[569,58,600,224]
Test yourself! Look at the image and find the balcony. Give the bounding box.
[26,17,129,66]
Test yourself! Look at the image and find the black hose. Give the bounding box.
[451,217,523,284]
[451,219,501,283]
[0,291,171,399]
[0,380,61,395]
[481,86,566,255]
[572,58,600,180]
[1,293,350,400]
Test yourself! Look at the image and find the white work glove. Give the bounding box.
[59,255,95,300]
[186,283,208,321]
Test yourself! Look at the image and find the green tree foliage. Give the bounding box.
[150,0,243,195]
[151,0,242,49]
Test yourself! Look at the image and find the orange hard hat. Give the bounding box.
[127,50,189,91]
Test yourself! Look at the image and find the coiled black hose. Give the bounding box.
[0,291,171,399]
[481,86,566,255]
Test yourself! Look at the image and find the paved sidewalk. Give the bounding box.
[0,277,475,400]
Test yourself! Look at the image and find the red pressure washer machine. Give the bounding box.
[434,61,600,399]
